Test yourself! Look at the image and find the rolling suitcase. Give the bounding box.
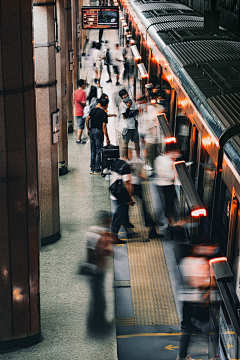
[101,145,120,173]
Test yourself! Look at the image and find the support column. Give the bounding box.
[0,0,40,351]
[33,0,60,246]
[56,0,68,175]
[72,0,78,90]
[65,0,74,133]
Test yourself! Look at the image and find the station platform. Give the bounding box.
[1,30,209,360]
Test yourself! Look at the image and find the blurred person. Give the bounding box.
[111,43,122,85]
[86,41,96,83]
[154,142,180,227]
[92,42,103,86]
[122,40,134,82]
[86,96,110,174]
[103,41,112,83]
[176,243,211,360]
[141,101,162,170]
[128,149,164,240]
[72,79,86,144]
[110,157,136,240]
[119,89,141,162]
[82,211,115,327]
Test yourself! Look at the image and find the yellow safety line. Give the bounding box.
[117,332,191,338]
[126,179,179,326]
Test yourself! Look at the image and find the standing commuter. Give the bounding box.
[72,79,87,144]
[154,143,180,227]
[86,97,110,174]
[110,158,135,239]
[118,89,142,162]
[111,43,122,86]
[122,40,134,82]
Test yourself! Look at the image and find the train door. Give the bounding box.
[169,88,177,132]
[174,115,191,162]
[189,125,201,188]
[198,144,216,235]
[225,189,240,296]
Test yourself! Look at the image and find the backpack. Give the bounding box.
[104,49,112,65]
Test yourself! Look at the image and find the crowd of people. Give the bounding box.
[73,35,212,360]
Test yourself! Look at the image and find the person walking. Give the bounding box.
[122,39,134,83]
[86,96,110,174]
[72,79,87,144]
[92,42,103,87]
[118,89,141,162]
[103,42,112,83]
[110,158,135,240]
[111,43,122,85]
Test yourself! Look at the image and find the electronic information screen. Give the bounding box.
[82,7,119,29]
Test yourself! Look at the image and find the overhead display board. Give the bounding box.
[82,7,119,29]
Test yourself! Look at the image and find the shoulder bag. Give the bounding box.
[109,163,131,204]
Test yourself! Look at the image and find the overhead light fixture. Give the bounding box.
[165,137,176,144]
[131,45,141,60]
[137,63,148,78]
[191,208,207,217]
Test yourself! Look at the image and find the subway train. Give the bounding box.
[118,0,240,274]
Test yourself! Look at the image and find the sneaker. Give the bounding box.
[116,82,121,86]
[143,164,152,171]
[115,238,127,244]
[94,172,101,175]
[106,79,112,83]
[76,139,86,144]
[90,171,94,174]
[176,356,195,360]
[125,222,134,229]
[148,230,164,239]
[181,323,203,334]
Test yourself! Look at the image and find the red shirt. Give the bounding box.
[72,88,86,116]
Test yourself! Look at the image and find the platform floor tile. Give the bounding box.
[127,181,179,326]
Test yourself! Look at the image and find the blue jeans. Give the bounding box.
[89,128,103,172]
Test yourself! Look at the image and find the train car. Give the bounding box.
[118,0,240,283]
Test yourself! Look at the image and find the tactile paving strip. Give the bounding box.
[127,180,179,326]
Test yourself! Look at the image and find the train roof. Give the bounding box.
[128,0,240,175]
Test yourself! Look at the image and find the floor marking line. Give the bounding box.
[117,332,195,338]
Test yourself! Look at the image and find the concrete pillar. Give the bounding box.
[0,0,40,351]
[65,0,74,133]
[56,0,68,175]
[72,0,78,91]
[33,0,60,246]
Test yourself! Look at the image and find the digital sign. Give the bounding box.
[82,7,119,29]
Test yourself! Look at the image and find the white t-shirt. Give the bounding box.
[123,46,133,62]
[119,100,137,130]
[154,154,175,186]
[111,48,123,66]
[92,49,102,63]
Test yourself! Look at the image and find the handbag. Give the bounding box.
[109,163,131,204]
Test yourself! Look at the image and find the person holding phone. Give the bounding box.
[119,89,142,162]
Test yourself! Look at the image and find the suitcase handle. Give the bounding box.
[103,144,114,148]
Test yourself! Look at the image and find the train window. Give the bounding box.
[174,115,191,162]
[198,146,216,223]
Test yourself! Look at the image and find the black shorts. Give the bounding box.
[113,65,119,75]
